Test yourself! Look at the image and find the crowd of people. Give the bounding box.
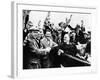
[23,11,91,69]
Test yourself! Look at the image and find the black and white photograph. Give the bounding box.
[11,2,97,78]
[23,9,91,69]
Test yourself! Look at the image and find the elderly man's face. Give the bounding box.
[31,31,38,39]
[37,31,44,39]
[63,34,70,43]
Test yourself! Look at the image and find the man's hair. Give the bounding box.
[44,29,51,35]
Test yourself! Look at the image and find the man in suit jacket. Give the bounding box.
[23,27,46,69]
[40,30,58,68]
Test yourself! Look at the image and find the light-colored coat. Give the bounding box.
[41,37,57,48]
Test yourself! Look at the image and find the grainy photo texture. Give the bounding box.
[23,10,91,69]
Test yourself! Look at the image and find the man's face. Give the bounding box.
[38,31,44,39]
[32,31,38,39]
[45,31,51,40]
[63,34,70,43]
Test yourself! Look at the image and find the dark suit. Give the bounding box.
[23,33,42,69]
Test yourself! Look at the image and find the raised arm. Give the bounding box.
[68,15,72,24]
[65,15,72,25]
[81,20,84,27]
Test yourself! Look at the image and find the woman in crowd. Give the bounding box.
[49,33,78,67]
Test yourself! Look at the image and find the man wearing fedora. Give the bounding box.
[23,27,53,69]
[23,27,43,69]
